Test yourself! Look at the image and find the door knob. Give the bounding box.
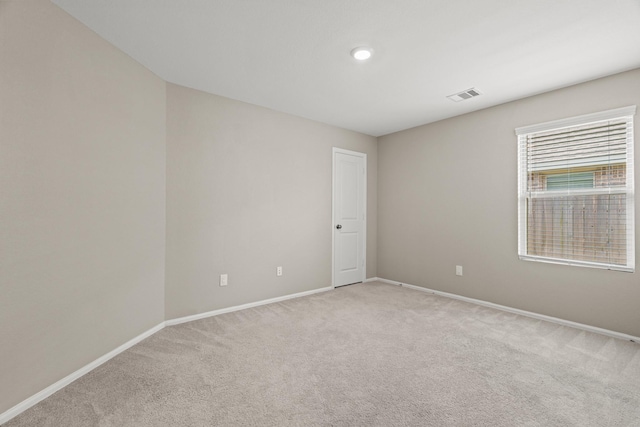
[336,224,342,229]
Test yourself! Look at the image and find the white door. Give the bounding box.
[332,148,366,287]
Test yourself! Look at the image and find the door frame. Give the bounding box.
[332,147,367,288]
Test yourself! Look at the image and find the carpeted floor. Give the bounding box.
[5,281,640,426]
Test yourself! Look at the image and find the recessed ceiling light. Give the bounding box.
[350,46,373,61]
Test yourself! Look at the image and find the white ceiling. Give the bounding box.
[51,0,640,137]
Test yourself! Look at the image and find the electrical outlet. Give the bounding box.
[456,265,463,276]
[220,273,228,286]
[276,266,283,277]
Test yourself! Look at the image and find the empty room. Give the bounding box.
[2,0,640,425]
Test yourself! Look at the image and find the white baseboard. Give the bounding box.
[0,322,165,425]
[165,286,333,326]
[370,277,640,343]
[1,285,334,424]
[7,278,633,425]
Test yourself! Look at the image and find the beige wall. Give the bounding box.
[165,84,377,319]
[0,0,166,413]
[4,0,638,419]
[0,1,376,414]
[378,68,640,337]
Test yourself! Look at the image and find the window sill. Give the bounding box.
[519,255,634,273]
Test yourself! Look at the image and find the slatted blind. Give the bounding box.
[516,106,635,272]
[527,120,628,172]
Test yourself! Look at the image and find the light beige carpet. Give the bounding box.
[5,282,640,426]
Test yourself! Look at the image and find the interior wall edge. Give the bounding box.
[0,282,338,424]
[372,278,640,344]
[165,285,334,326]
[0,322,165,425]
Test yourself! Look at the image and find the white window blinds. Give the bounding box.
[516,106,635,272]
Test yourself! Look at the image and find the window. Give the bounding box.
[516,106,635,272]
[546,171,594,190]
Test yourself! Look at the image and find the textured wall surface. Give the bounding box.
[378,68,640,337]
[165,83,377,319]
[0,0,166,413]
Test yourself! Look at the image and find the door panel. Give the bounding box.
[340,162,359,219]
[340,233,358,270]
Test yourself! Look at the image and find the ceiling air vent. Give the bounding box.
[447,88,482,102]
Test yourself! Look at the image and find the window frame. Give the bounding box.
[516,106,636,272]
